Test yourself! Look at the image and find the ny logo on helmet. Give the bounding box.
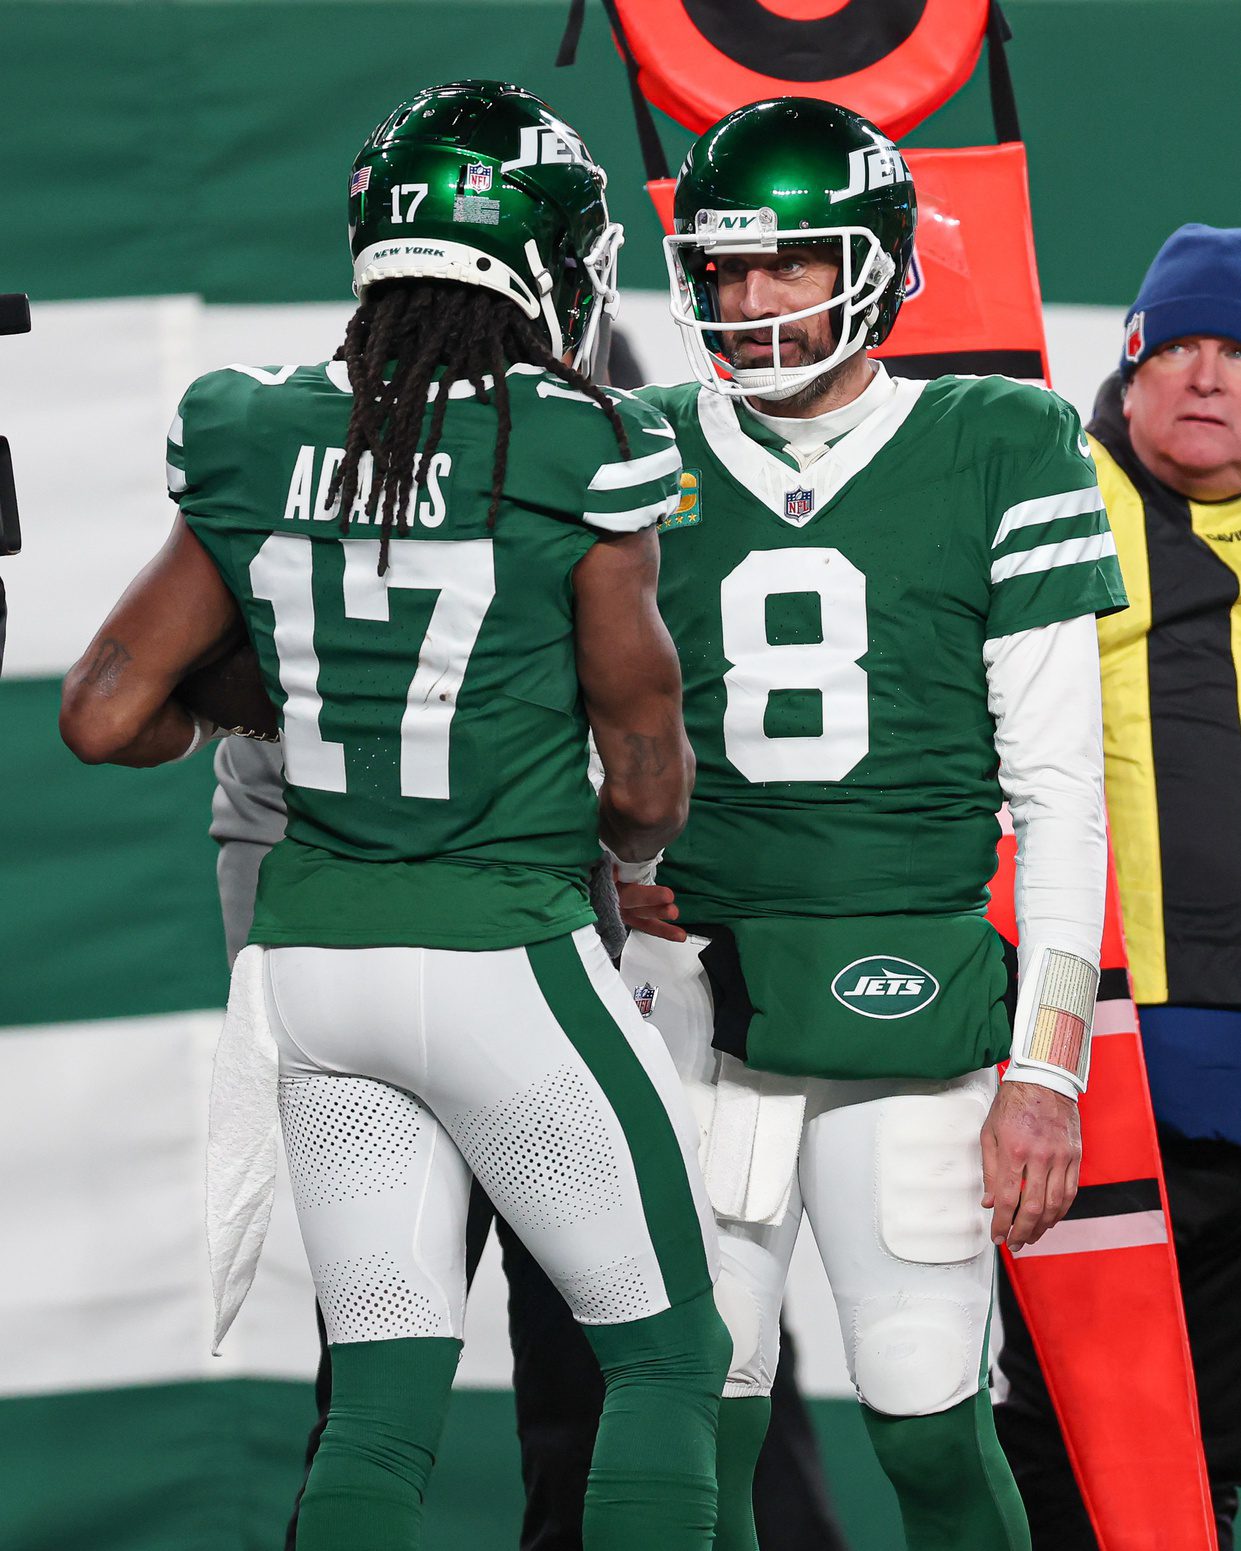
[501,124,597,176]
[828,145,911,205]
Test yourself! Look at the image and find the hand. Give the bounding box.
[614,872,686,942]
[980,1080,1081,1250]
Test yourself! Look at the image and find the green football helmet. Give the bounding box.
[349,80,622,373]
[665,98,918,400]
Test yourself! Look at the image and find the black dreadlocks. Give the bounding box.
[327,280,631,574]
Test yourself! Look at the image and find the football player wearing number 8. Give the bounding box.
[616,98,1129,1551]
[60,80,732,1551]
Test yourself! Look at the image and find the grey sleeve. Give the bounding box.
[589,856,626,964]
[211,738,288,968]
[210,736,288,849]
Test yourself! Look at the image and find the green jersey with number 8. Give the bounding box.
[168,360,680,950]
[637,371,1127,924]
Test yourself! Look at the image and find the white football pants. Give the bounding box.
[621,932,997,1418]
[264,926,717,1346]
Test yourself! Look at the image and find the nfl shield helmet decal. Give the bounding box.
[1125,310,1146,365]
[465,162,493,193]
[785,487,814,520]
[903,248,924,301]
[632,982,659,1018]
[831,956,940,1020]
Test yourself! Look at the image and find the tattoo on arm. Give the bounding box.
[621,732,669,780]
[81,638,132,695]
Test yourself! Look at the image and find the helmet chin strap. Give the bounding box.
[524,238,564,360]
[727,298,875,401]
[731,341,864,401]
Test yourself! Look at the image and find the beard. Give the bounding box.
[725,323,848,412]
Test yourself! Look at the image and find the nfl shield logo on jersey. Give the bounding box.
[632,982,659,1018]
[466,162,493,193]
[785,488,814,520]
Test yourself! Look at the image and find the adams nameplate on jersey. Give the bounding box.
[830,957,940,1020]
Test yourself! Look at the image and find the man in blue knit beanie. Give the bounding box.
[996,220,1241,1547]
[1122,224,1241,374]
[1118,223,1241,499]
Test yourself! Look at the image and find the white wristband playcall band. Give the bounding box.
[613,851,664,886]
[176,712,223,762]
[1002,945,1099,1100]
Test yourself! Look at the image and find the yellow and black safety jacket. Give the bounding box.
[1091,372,1241,1006]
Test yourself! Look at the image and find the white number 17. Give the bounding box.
[249,533,496,799]
[389,183,429,223]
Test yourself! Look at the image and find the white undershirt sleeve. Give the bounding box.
[983,614,1108,1097]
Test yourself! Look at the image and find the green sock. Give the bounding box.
[582,1288,732,1551]
[294,1336,461,1551]
[713,1395,772,1551]
[863,1390,1031,1551]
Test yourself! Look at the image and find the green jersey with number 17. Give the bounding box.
[637,371,1127,923]
[168,360,680,950]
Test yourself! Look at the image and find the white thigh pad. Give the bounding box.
[713,1266,768,1391]
[876,1091,989,1264]
[853,1295,978,1416]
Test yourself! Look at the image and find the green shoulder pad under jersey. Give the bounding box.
[169,361,680,950]
[633,373,1126,927]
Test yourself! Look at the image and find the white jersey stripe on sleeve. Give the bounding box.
[536,380,595,406]
[990,531,1117,584]
[583,494,677,533]
[588,445,681,492]
[168,414,184,448]
[992,486,1104,549]
[167,461,187,494]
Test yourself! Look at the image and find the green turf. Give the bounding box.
[0,1377,908,1549]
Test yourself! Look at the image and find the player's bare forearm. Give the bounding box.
[980,1080,1081,1250]
[598,723,695,861]
[61,515,241,765]
[574,527,695,859]
[61,634,203,765]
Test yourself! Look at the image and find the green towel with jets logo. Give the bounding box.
[701,911,1012,1081]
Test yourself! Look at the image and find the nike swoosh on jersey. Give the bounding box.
[642,425,677,439]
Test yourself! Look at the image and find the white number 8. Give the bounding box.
[720,548,869,782]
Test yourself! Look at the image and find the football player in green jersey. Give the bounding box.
[615,99,1128,1551]
[60,81,731,1551]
